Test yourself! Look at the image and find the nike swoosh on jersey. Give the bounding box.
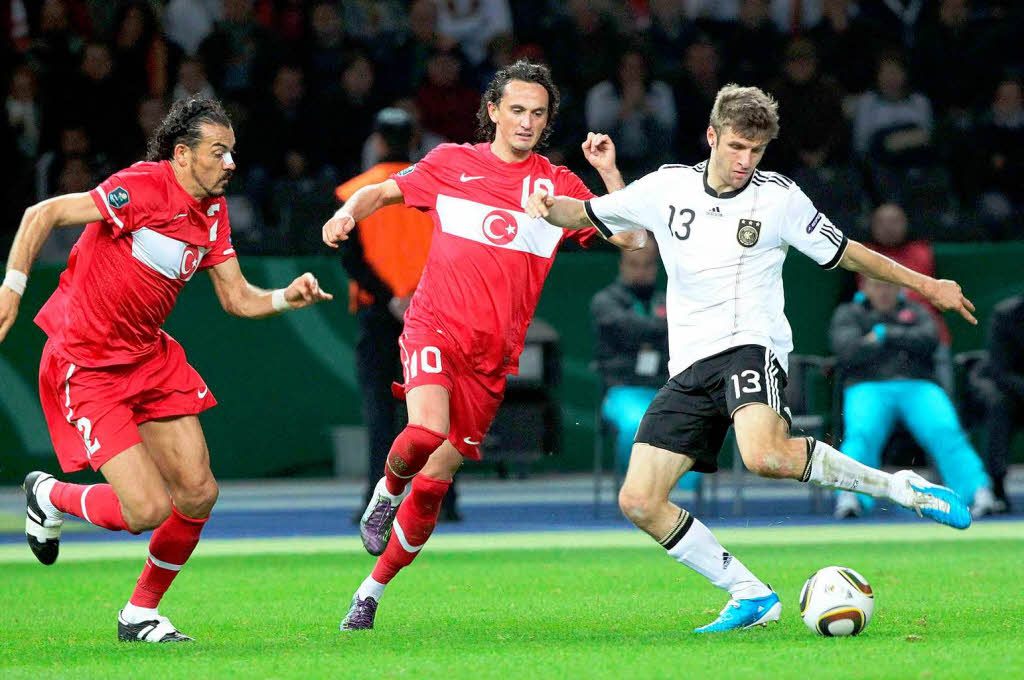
[459,173,485,182]
[197,387,209,399]
[463,437,481,445]
[173,213,188,220]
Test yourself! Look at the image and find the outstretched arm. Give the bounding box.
[0,193,102,342]
[208,257,332,319]
[322,179,405,248]
[526,193,647,250]
[838,240,977,325]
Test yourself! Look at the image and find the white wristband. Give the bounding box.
[3,270,27,296]
[271,288,294,312]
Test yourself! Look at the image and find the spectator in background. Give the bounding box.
[34,124,110,202]
[360,98,445,171]
[545,0,621,103]
[435,0,512,68]
[767,38,847,174]
[317,50,382,178]
[172,57,216,101]
[416,50,479,143]
[807,0,888,97]
[306,2,350,96]
[380,0,444,100]
[198,0,275,105]
[718,0,783,87]
[59,41,133,151]
[37,155,94,263]
[7,62,43,170]
[333,108,458,520]
[585,46,677,178]
[647,0,696,85]
[592,242,702,492]
[111,2,168,105]
[250,64,316,181]
[267,150,336,254]
[968,75,1024,238]
[114,95,166,168]
[673,38,722,161]
[978,294,1024,512]
[829,278,997,519]
[852,52,935,201]
[864,203,954,390]
[162,0,218,57]
[913,0,991,118]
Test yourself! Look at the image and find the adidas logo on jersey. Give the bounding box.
[705,206,723,217]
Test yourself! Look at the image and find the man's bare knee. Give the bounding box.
[618,487,657,528]
[123,496,172,532]
[174,476,219,518]
[740,441,795,479]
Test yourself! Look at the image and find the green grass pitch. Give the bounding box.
[2,524,1022,680]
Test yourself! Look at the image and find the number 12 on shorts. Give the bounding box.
[730,370,762,399]
[404,346,443,380]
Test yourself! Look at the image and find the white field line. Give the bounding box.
[1,521,1021,564]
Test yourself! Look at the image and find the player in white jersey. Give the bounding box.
[528,85,978,633]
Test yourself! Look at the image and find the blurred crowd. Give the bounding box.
[3,0,1023,259]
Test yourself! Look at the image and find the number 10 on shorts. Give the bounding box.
[404,346,443,380]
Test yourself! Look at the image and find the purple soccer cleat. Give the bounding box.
[359,477,407,556]
[340,595,379,631]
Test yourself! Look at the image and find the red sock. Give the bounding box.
[50,482,131,532]
[130,506,208,608]
[372,474,450,584]
[384,424,446,495]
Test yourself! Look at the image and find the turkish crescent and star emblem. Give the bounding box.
[179,245,201,280]
[482,209,518,245]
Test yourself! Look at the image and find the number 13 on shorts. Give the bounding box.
[730,369,762,399]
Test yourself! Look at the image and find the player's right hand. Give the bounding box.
[322,212,356,248]
[0,286,21,343]
[525,190,555,219]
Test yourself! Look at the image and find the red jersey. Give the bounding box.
[392,142,598,376]
[35,161,236,367]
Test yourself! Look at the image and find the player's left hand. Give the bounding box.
[924,278,977,325]
[284,272,333,308]
[0,286,21,344]
[525,190,555,219]
[582,132,617,173]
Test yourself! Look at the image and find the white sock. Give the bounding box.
[36,477,61,520]
[356,575,385,602]
[804,438,892,499]
[663,511,771,601]
[121,602,160,623]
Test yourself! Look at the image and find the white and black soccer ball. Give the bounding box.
[799,566,875,637]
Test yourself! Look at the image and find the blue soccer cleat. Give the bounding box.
[694,590,782,633]
[891,470,972,530]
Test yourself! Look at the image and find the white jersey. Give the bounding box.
[586,160,848,376]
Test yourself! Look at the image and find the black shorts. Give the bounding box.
[634,344,792,473]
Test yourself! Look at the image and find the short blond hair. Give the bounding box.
[709,84,780,141]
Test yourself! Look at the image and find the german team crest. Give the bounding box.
[107,186,130,209]
[737,219,761,247]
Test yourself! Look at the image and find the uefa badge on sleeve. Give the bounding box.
[107,186,130,209]
[737,219,761,247]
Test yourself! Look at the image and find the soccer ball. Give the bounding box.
[799,566,875,637]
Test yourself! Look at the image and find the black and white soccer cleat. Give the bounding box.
[117,611,194,643]
[24,471,63,566]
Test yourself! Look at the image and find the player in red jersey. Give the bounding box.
[0,96,332,643]
[322,61,646,631]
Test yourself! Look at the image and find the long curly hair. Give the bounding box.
[475,60,560,149]
[145,95,232,161]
